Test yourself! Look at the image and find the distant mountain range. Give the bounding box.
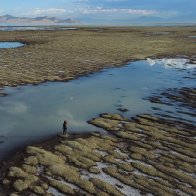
[0,15,79,24]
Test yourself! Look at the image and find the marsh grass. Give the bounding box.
[2,113,196,195]
[0,27,196,87]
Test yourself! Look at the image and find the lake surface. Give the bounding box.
[0,42,24,48]
[0,26,79,31]
[0,59,195,160]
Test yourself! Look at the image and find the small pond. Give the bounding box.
[0,42,24,49]
[188,35,196,38]
[0,58,195,160]
[146,32,170,36]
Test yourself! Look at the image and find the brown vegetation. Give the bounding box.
[0,26,196,87]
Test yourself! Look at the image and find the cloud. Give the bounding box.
[32,8,68,16]
[79,7,158,16]
[0,9,4,15]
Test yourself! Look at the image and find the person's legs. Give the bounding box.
[63,126,67,135]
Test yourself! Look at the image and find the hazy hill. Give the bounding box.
[0,15,79,24]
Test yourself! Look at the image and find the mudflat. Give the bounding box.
[0,26,196,87]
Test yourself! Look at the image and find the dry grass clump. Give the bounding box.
[8,167,28,178]
[129,146,156,159]
[55,141,100,169]
[90,178,124,196]
[103,155,133,172]
[49,179,76,195]
[154,163,196,187]
[7,167,38,191]
[115,131,141,141]
[89,117,120,131]
[90,113,196,195]
[22,164,37,174]
[48,164,96,194]
[101,113,127,121]
[103,166,143,190]
[24,156,38,165]
[129,153,143,160]
[12,180,29,192]
[89,167,101,174]
[9,193,19,196]
[131,162,166,179]
[2,179,10,185]
[110,149,127,160]
[133,176,175,196]
[26,146,65,166]
[31,186,45,195]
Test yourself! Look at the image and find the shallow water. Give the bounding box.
[146,32,170,36]
[0,42,24,48]
[188,35,196,38]
[0,59,195,160]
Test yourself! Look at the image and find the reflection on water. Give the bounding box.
[147,58,196,69]
[0,42,24,48]
[0,59,195,160]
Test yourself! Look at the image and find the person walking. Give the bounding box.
[63,120,67,135]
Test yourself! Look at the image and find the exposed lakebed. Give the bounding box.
[0,58,195,161]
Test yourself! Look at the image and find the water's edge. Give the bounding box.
[0,56,195,163]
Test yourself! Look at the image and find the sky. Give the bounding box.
[0,0,196,25]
